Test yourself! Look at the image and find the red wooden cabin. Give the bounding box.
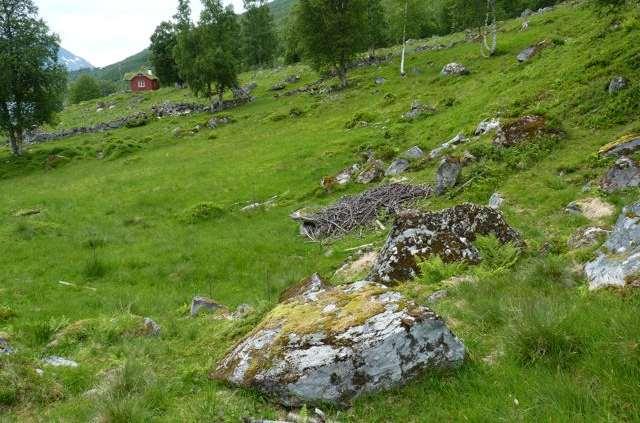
[128,72,160,92]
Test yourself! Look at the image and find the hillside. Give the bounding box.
[70,49,151,83]
[2,2,640,421]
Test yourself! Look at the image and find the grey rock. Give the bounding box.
[190,296,228,317]
[142,318,161,336]
[208,116,231,129]
[335,164,361,185]
[600,135,640,157]
[270,82,287,91]
[427,290,448,303]
[517,40,552,63]
[565,198,615,222]
[386,158,410,176]
[441,63,469,76]
[521,8,533,17]
[567,227,609,250]
[44,356,79,367]
[374,76,386,85]
[585,202,640,289]
[488,192,504,209]
[285,75,301,84]
[213,277,465,407]
[232,304,255,320]
[0,337,14,355]
[608,76,628,94]
[356,159,385,184]
[403,146,425,160]
[601,156,640,193]
[370,205,523,283]
[429,133,468,160]
[402,100,433,121]
[475,118,501,136]
[435,157,462,195]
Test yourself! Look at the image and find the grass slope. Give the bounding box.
[2,2,640,421]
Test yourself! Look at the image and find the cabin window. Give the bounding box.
[138,79,145,88]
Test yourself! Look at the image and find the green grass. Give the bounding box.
[1,2,640,421]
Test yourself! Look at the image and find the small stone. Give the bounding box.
[356,159,385,184]
[142,318,161,336]
[402,100,433,121]
[43,356,79,368]
[475,118,501,136]
[608,76,628,94]
[441,63,469,76]
[488,192,504,209]
[403,146,425,160]
[427,290,448,303]
[0,336,14,355]
[565,198,615,222]
[190,296,228,317]
[270,82,286,91]
[435,157,462,195]
[429,133,468,160]
[567,227,609,250]
[232,304,254,320]
[374,76,386,85]
[386,158,410,176]
[517,40,551,62]
[35,369,44,376]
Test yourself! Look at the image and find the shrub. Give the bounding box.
[0,305,16,321]
[345,112,377,129]
[180,202,225,224]
[68,75,102,104]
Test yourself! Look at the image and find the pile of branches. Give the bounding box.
[291,183,433,241]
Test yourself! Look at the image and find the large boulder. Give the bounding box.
[385,158,410,176]
[599,133,640,157]
[370,205,523,283]
[493,115,558,147]
[600,156,640,193]
[585,202,640,289]
[213,275,465,407]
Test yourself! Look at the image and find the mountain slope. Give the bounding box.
[1,3,640,421]
[58,47,94,71]
[70,49,151,83]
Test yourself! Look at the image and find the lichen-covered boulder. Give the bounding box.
[441,63,469,76]
[599,134,640,157]
[370,205,522,283]
[600,156,640,193]
[585,202,640,289]
[493,115,559,147]
[212,275,465,407]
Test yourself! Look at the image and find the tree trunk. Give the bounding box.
[8,130,22,156]
[337,65,348,88]
[400,0,408,76]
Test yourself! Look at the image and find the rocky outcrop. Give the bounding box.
[599,134,640,157]
[435,157,462,195]
[370,205,523,283]
[441,63,469,76]
[585,202,640,289]
[152,102,209,117]
[600,156,640,193]
[386,159,410,176]
[213,275,465,407]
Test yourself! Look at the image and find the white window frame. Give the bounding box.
[138,79,146,88]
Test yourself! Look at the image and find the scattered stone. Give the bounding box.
[334,251,379,282]
[285,75,301,84]
[232,304,255,320]
[441,63,469,76]
[356,159,385,184]
[213,276,465,407]
[335,164,361,185]
[427,290,448,303]
[172,127,183,138]
[461,151,476,165]
[374,76,386,85]
[402,100,434,121]
[142,318,161,336]
[601,156,640,193]
[488,192,504,209]
[43,356,79,368]
[517,39,551,62]
[370,205,523,283]
[493,115,555,147]
[0,335,14,355]
[208,116,231,129]
[152,102,209,117]
[567,227,609,250]
[403,146,425,160]
[521,8,533,17]
[565,198,615,222]
[585,202,640,289]
[190,296,229,317]
[435,157,462,195]
[442,275,478,287]
[599,133,640,157]
[270,82,287,91]
[608,76,628,94]
[429,133,468,160]
[385,158,410,176]
[475,118,501,136]
[13,208,41,217]
[96,107,104,113]
[241,196,278,212]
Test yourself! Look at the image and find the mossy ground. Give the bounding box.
[1,2,640,421]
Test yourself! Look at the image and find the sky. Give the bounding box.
[35,0,243,68]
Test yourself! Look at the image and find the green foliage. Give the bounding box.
[418,257,467,285]
[0,305,16,321]
[242,0,279,68]
[474,235,521,273]
[150,21,182,86]
[69,75,102,104]
[344,111,377,129]
[294,0,368,86]
[0,0,67,155]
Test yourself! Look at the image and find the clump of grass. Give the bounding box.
[179,202,225,224]
[474,235,521,273]
[0,305,16,321]
[345,111,377,129]
[83,245,108,279]
[418,257,467,285]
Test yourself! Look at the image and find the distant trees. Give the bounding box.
[150,21,182,86]
[0,0,67,156]
[293,0,368,87]
[174,0,240,106]
[241,0,279,68]
[69,75,102,104]
[365,0,388,58]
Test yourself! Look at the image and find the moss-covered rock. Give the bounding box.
[212,275,464,407]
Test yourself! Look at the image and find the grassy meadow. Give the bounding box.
[2,2,640,421]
